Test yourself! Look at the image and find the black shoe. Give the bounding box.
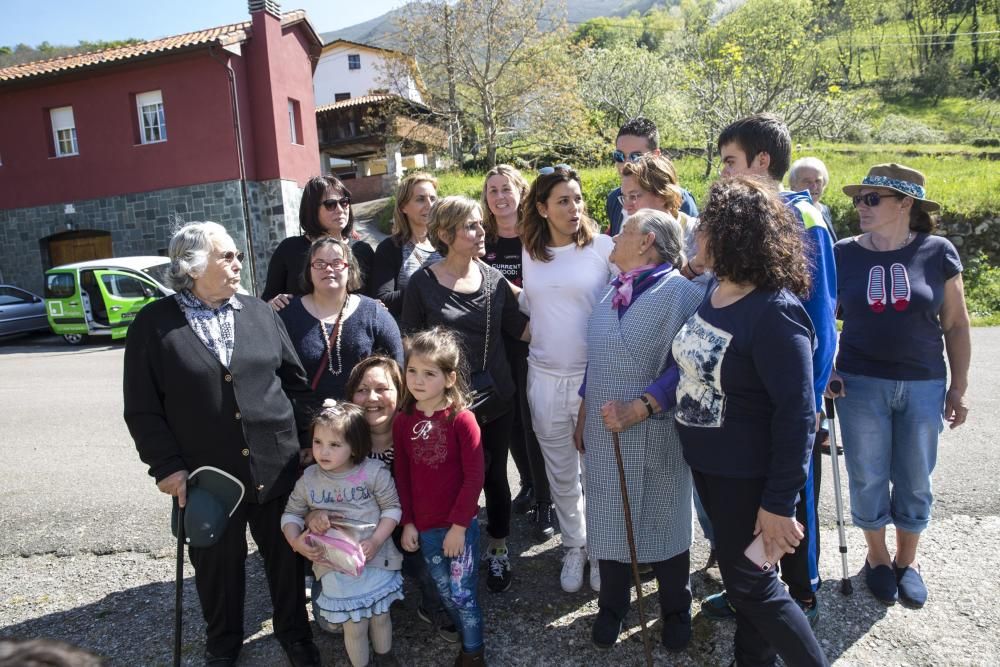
[512,485,535,514]
[661,610,692,651]
[486,547,513,592]
[279,638,321,667]
[205,652,238,666]
[591,608,623,649]
[533,502,556,541]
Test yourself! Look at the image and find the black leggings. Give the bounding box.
[598,550,691,621]
[693,471,828,667]
[481,407,515,539]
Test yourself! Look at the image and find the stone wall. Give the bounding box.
[0,178,302,295]
[939,214,1000,264]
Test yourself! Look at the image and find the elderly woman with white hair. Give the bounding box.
[572,209,706,652]
[123,222,320,667]
[789,156,835,236]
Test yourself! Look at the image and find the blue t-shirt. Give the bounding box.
[673,284,816,517]
[834,233,962,381]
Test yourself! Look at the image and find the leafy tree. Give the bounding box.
[679,0,862,175]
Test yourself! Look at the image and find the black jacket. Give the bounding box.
[123,295,311,505]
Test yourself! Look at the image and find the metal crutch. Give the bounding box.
[824,380,853,595]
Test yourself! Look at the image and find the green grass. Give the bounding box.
[430,142,998,237]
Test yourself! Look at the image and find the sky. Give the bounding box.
[0,0,409,47]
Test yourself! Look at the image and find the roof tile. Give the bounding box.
[0,10,307,83]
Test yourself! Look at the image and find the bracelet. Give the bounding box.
[638,394,655,417]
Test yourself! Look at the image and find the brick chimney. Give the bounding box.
[248,0,281,18]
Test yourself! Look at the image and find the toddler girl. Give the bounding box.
[394,328,486,665]
[282,400,404,667]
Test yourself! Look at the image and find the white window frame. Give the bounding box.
[348,54,361,70]
[288,100,299,144]
[136,90,167,144]
[50,106,78,157]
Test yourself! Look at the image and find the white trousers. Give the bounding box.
[526,365,586,549]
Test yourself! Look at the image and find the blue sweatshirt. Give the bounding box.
[673,285,816,517]
[781,190,837,413]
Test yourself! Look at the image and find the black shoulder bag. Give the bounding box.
[468,263,510,425]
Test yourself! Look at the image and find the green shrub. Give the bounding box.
[964,253,1000,318]
[873,114,946,144]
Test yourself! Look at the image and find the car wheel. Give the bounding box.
[63,333,87,345]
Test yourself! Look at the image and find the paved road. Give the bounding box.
[1,327,998,665]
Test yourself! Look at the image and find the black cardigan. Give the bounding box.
[262,235,375,301]
[123,295,311,505]
[371,236,406,317]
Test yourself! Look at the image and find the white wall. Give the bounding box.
[314,44,422,107]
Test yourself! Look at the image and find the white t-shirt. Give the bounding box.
[521,234,615,374]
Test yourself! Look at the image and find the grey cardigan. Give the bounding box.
[281,458,404,575]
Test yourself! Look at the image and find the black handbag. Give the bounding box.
[468,264,510,425]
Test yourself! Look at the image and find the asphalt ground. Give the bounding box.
[0,327,997,665]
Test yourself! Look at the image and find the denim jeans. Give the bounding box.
[420,520,483,652]
[836,372,946,534]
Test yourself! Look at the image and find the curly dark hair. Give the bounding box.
[700,177,810,297]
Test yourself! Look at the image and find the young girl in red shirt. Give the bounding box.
[394,327,486,665]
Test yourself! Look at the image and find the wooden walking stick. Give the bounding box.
[611,431,654,667]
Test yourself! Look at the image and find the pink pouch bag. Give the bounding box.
[306,528,366,577]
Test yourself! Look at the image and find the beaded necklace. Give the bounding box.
[317,294,350,376]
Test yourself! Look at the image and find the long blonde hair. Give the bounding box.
[392,172,439,244]
[481,165,528,243]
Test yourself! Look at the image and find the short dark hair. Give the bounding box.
[300,176,355,238]
[311,400,372,463]
[299,237,362,294]
[617,117,659,151]
[699,176,810,297]
[717,113,791,181]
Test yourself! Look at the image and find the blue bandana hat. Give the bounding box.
[861,175,926,199]
[842,163,939,212]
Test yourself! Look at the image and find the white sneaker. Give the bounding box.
[561,547,586,592]
[589,556,601,592]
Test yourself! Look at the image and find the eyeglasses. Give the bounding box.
[617,192,646,206]
[322,197,352,211]
[311,259,349,271]
[611,150,647,164]
[218,251,245,263]
[538,163,571,175]
[852,192,904,208]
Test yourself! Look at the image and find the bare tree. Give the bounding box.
[385,0,573,168]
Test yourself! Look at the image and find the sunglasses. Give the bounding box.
[617,192,646,206]
[852,192,904,208]
[311,259,348,271]
[322,197,352,211]
[218,250,245,263]
[611,150,647,164]
[538,163,571,175]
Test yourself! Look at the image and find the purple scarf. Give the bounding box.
[611,262,672,311]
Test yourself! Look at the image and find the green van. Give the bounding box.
[44,256,173,344]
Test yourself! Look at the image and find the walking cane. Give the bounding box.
[824,380,853,595]
[611,432,654,667]
[174,502,185,667]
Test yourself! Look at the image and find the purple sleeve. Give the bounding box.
[578,364,587,398]
[643,362,679,412]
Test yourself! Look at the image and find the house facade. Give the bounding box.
[0,0,322,294]
[313,39,423,108]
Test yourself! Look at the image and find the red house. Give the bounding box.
[0,0,323,294]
